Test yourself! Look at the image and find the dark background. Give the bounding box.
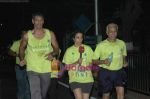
[0,0,150,52]
[0,0,150,98]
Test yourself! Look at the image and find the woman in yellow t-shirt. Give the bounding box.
[63,31,94,99]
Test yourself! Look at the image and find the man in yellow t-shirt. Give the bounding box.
[93,23,128,99]
[19,12,59,99]
[63,31,94,99]
[8,33,30,99]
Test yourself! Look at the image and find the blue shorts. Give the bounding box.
[99,68,127,93]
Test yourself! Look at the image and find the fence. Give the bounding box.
[127,54,150,95]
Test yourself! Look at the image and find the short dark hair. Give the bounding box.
[32,12,45,19]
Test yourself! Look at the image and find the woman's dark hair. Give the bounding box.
[72,30,84,39]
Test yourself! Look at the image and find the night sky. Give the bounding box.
[0,0,94,48]
[0,0,150,53]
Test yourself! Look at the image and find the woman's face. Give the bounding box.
[73,32,83,45]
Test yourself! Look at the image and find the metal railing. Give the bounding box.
[127,54,150,95]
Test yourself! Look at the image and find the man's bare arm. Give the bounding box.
[51,31,59,56]
[19,32,28,61]
[92,59,109,65]
[123,56,128,67]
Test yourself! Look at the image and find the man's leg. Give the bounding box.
[114,69,126,99]
[27,71,41,99]
[82,93,90,99]
[102,93,110,99]
[40,73,51,99]
[24,70,31,99]
[98,68,113,99]
[116,86,124,99]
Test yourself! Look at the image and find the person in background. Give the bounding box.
[8,31,30,99]
[93,23,128,99]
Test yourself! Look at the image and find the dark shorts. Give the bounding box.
[70,82,93,93]
[99,68,127,93]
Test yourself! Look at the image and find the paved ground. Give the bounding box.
[0,70,149,99]
[0,77,150,99]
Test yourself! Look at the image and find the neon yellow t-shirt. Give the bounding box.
[93,39,127,70]
[63,44,94,83]
[10,40,20,64]
[25,29,53,73]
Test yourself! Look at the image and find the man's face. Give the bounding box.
[107,27,117,40]
[73,33,83,44]
[32,16,44,29]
